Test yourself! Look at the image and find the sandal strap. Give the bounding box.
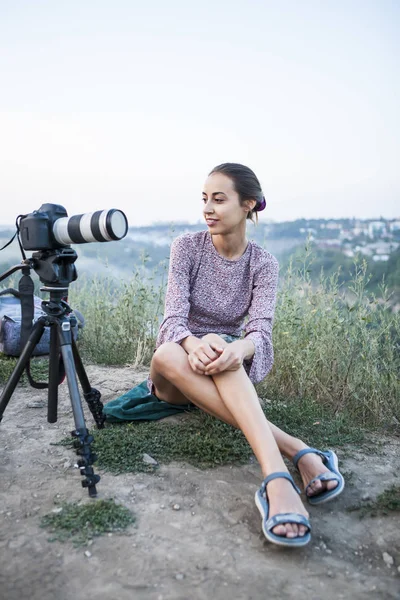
[292,447,326,469]
[260,471,301,495]
[265,512,311,533]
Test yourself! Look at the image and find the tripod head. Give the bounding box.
[0,246,78,298]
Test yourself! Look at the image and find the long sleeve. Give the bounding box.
[155,234,194,348]
[243,255,279,384]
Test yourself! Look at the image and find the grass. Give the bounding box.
[2,243,399,429]
[0,355,50,386]
[59,397,367,474]
[68,262,166,367]
[40,499,135,545]
[348,484,400,518]
[259,242,400,426]
[263,395,367,448]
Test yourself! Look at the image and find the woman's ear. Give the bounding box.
[243,198,257,213]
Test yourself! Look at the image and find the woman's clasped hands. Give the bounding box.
[188,340,245,376]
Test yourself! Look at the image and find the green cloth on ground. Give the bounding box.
[103,380,194,422]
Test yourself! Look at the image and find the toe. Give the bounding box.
[298,525,307,537]
[327,479,339,491]
[306,480,321,496]
[272,523,287,537]
[286,523,299,538]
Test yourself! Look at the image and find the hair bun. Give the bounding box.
[256,196,266,212]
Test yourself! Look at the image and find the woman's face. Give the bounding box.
[202,172,255,233]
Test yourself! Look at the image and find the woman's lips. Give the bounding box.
[206,218,219,225]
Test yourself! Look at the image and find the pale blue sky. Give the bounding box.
[0,0,399,226]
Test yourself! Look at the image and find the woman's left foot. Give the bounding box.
[291,447,345,506]
[295,451,339,498]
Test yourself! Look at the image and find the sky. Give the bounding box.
[0,0,399,227]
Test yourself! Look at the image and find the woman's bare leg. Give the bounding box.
[151,340,337,534]
[151,341,309,538]
[151,337,337,489]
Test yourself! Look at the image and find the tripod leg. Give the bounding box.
[72,337,105,429]
[0,319,47,422]
[47,324,60,423]
[58,322,100,497]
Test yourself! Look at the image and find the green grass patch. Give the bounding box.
[58,397,368,474]
[348,484,400,518]
[93,412,252,474]
[40,499,135,545]
[349,484,400,518]
[263,396,368,448]
[0,354,49,385]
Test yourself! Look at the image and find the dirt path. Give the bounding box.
[1,366,399,600]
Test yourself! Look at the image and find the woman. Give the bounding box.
[148,163,344,547]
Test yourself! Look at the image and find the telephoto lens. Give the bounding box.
[53,209,128,245]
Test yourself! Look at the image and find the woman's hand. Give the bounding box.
[204,341,245,376]
[187,341,223,375]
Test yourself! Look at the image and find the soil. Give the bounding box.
[1,366,399,600]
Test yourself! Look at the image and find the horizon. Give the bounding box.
[1,213,399,233]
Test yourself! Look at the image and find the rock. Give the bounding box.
[52,507,63,514]
[172,504,181,511]
[142,453,158,465]
[175,573,185,580]
[27,400,45,408]
[382,552,394,567]
[84,550,92,558]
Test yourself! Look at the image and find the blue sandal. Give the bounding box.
[255,472,311,547]
[292,448,345,505]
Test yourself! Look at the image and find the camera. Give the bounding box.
[19,203,128,251]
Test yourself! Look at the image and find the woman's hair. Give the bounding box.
[208,163,264,223]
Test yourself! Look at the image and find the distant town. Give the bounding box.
[297,218,400,263]
[126,217,400,263]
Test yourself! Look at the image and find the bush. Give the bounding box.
[1,244,398,428]
[259,242,400,425]
[68,260,166,366]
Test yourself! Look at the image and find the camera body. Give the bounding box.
[20,204,69,251]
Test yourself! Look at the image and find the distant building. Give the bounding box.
[389,220,400,232]
[368,221,386,238]
[373,255,389,262]
[339,229,354,241]
[352,226,368,236]
[326,222,341,230]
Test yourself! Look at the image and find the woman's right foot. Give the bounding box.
[265,477,310,538]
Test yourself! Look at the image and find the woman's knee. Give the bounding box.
[152,342,188,377]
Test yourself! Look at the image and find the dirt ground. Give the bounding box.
[0,365,399,600]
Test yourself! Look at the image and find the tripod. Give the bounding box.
[0,249,105,497]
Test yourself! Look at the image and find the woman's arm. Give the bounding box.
[156,235,194,347]
[243,255,279,384]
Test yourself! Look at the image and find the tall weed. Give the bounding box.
[260,241,400,425]
[69,259,166,366]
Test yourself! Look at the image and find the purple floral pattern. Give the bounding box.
[147,230,279,391]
